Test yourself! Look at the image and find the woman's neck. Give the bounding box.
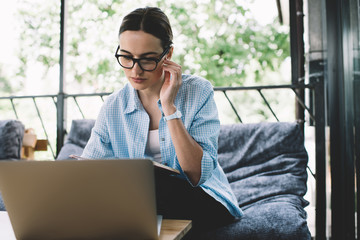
[137,84,163,131]
[138,87,160,101]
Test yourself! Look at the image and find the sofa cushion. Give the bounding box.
[66,119,95,148]
[218,122,309,208]
[0,120,25,160]
[194,195,310,240]
[56,119,95,160]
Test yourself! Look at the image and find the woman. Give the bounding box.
[81,7,243,231]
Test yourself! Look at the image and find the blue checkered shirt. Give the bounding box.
[82,74,243,218]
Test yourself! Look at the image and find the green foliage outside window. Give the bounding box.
[10,0,289,93]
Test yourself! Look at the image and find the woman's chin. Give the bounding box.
[129,81,148,91]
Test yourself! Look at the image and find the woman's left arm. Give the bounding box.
[161,60,215,186]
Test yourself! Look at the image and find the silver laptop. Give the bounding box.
[0,159,159,240]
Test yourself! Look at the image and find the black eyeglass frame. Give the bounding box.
[114,45,171,72]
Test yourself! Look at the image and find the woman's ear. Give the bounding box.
[166,46,174,60]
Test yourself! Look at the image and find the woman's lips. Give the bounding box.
[131,77,146,84]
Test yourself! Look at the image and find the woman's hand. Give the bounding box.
[160,59,182,116]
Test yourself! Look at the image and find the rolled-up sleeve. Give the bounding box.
[187,81,220,186]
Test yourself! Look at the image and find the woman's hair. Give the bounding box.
[119,7,173,49]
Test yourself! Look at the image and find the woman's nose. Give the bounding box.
[132,62,143,74]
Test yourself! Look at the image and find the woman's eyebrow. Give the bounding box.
[120,49,159,57]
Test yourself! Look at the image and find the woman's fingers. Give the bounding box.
[163,59,182,85]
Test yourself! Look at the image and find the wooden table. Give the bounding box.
[159,219,192,240]
[0,211,192,240]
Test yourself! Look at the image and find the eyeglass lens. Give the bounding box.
[119,57,157,71]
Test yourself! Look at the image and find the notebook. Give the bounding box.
[69,154,180,176]
[0,159,160,240]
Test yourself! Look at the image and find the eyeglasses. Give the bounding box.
[115,46,170,72]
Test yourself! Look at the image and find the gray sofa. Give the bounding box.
[56,119,311,240]
[0,119,25,211]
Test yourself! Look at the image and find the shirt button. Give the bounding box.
[161,138,165,141]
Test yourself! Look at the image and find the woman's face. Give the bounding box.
[118,30,169,93]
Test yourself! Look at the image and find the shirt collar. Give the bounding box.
[123,84,143,114]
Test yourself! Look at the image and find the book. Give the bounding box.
[69,155,180,175]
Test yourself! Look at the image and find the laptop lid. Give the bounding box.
[0,159,158,240]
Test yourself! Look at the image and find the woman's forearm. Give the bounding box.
[166,118,203,186]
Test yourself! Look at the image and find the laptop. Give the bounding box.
[0,159,160,240]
